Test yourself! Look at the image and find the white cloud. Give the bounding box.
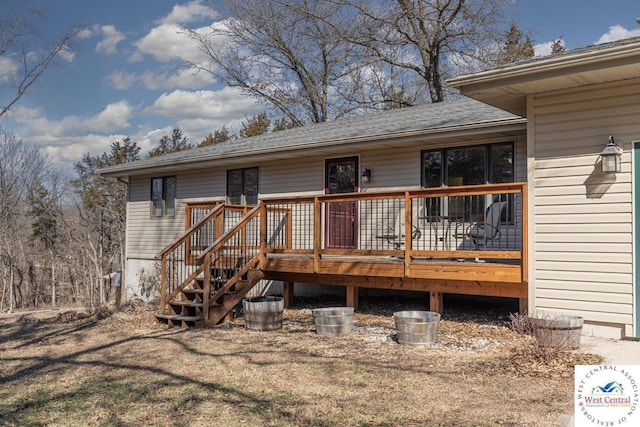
[0,56,17,83]
[134,23,201,63]
[12,101,136,142]
[105,70,138,90]
[96,25,126,55]
[84,100,136,132]
[77,27,95,39]
[58,45,76,62]
[6,88,257,171]
[147,88,257,120]
[533,39,564,57]
[160,0,218,25]
[146,87,260,141]
[8,105,136,171]
[596,25,640,44]
[106,67,215,91]
[134,6,228,65]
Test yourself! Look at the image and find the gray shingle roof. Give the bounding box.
[100,96,522,177]
[468,35,640,75]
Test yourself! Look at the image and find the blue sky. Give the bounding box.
[1,0,639,175]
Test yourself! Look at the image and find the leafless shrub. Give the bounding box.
[508,311,533,336]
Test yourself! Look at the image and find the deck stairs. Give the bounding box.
[155,204,265,328]
[155,257,264,328]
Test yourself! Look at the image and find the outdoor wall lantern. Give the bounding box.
[600,136,623,173]
[361,168,372,183]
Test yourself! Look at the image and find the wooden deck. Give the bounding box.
[158,183,529,326]
[261,253,527,313]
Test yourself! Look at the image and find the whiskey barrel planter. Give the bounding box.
[530,314,583,348]
[242,296,284,331]
[312,307,354,336]
[394,311,440,345]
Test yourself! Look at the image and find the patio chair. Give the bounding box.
[375,206,422,249]
[455,200,507,250]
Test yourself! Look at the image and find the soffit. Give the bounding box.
[449,38,640,117]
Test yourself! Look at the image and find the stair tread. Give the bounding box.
[155,314,202,321]
[169,300,203,307]
[182,288,204,293]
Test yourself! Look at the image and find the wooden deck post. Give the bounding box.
[519,298,528,314]
[429,291,443,314]
[346,286,359,310]
[283,281,295,308]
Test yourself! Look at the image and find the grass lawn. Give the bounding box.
[0,296,601,426]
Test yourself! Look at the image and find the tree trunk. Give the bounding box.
[1,265,6,311]
[51,260,56,307]
[9,265,14,312]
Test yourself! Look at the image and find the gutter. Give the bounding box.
[449,42,640,89]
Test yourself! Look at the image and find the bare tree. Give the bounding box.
[184,0,364,125]
[71,137,140,308]
[334,0,514,103]
[0,2,85,117]
[0,131,49,311]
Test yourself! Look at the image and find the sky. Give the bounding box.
[1,0,639,176]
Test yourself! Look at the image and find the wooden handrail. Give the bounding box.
[156,203,225,260]
[262,183,526,205]
[196,204,262,263]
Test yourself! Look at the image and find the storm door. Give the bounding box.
[325,156,358,249]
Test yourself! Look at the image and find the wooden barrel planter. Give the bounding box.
[312,307,354,336]
[242,296,284,331]
[394,311,440,345]
[530,314,583,348]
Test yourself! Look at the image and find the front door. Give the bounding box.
[325,156,358,249]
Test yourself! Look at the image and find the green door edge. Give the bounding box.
[634,142,640,337]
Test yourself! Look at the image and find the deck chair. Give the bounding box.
[375,206,422,249]
[456,200,507,250]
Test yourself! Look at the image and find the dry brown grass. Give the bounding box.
[0,296,602,426]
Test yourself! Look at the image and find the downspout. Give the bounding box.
[118,177,129,307]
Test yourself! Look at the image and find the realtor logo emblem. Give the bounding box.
[575,365,639,426]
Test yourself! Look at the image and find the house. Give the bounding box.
[100,36,640,339]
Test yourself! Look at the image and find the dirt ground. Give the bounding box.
[0,296,601,426]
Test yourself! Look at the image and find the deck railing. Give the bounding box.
[198,204,263,321]
[156,204,251,313]
[157,183,527,315]
[261,182,527,263]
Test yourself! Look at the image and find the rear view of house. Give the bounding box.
[101,36,640,339]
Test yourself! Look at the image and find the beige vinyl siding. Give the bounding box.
[532,79,640,329]
[260,156,322,197]
[125,134,527,258]
[179,168,226,199]
[360,145,422,189]
[127,176,187,259]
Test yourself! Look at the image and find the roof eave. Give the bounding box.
[449,41,640,89]
[448,41,640,115]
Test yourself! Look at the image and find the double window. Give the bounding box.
[421,142,514,187]
[421,142,514,219]
[227,167,258,205]
[151,176,176,217]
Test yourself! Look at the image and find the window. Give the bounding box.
[151,176,176,217]
[421,143,514,219]
[227,167,258,205]
[421,142,513,187]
